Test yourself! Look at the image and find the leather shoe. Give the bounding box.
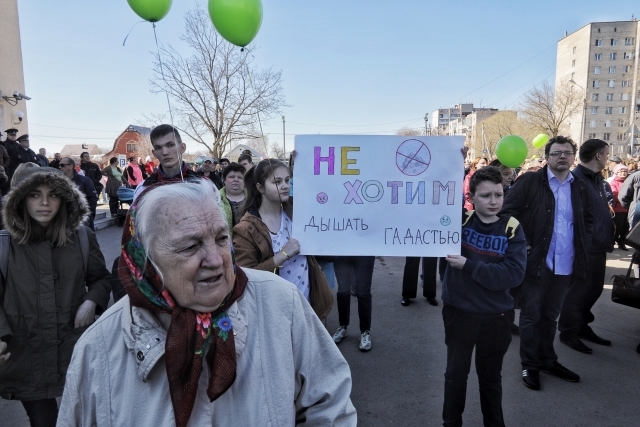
[401,297,411,306]
[426,297,439,306]
[541,361,580,382]
[560,335,593,354]
[579,327,612,346]
[522,370,540,390]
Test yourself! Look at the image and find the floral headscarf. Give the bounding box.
[119,182,247,427]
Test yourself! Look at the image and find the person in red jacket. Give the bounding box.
[126,157,143,189]
[610,163,630,250]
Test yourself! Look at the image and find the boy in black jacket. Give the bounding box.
[441,166,527,427]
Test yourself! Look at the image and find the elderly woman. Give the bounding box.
[57,179,356,427]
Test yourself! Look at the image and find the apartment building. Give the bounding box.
[556,20,640,155]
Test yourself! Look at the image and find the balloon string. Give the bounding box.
[122,20,147,46]
[245,56,289,238]
[152,22,184,182]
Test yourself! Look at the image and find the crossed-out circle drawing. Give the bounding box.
[396,139,431,176]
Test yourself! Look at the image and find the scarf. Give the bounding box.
[119,183,247,427]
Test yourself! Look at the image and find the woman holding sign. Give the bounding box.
[233,159,333,320]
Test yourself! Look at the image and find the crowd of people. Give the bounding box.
[0,125,638,427]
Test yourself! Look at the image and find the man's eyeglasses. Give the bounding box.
[59,163,71,167]
[548,151,575,157]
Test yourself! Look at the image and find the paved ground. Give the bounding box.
[2,220,640,426]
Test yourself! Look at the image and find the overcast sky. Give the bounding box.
[16,0,640,155]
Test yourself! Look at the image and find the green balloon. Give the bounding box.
[127,0,172,22]
[208,0,263,47]
[495,135,528,168]
[532,133,549,149]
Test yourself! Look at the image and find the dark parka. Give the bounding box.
[570,164,614,253]
[501,166,593,280]
[0,168,111,401]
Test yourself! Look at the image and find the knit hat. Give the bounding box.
[613,164,628,174]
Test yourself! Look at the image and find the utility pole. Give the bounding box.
[282,115,286,160]
[424,113,429,136]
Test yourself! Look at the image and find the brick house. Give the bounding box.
[103,125,155,165]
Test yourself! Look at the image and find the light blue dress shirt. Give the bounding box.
[545,168,575,275]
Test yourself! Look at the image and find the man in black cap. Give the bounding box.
[17,134,37,165]
[2,128,22,178]
[79,151,104,195]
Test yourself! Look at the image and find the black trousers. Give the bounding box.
[335,256,375,332]
[108,194,120,215]
[401,257,437,299]
[519,268,571,371]
[559,252,607,337]
[442,306,511,427]
[613,212,630,244]
[21,398,58,427]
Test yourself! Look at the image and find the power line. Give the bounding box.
[29,123,121,133]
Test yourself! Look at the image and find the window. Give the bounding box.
[622,80,630,87]
[618,133,626,141]
[592,93,599,101]
[606,107,613,114]
[620,106,628,114]
[593,80,600,88]
[608,80,615,87]
[624,52,633,59]
[603,133,611,141]
[624,65,631,72]
[572,60,576,67]
[595,39,603,46]
[573,46,577,53]
[609,66,616,73]
[610,52,617,60]
[625,37,635,45]
[588,133,597,139]
[622,93,630,100]
[126,144,136,152]
[612,38,618,46]
[595,53,602,60]
[571,72,575,80]
[591,106,599,114]
[607,93,614,101]
[594,66,601,74]
[619,119,627,127]
[605,120,612,127]
[590,120,597,128]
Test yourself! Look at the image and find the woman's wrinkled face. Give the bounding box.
[617,168,629,179]
[151,198,235,312]
[258,166,290,204]
[26,184,61,227]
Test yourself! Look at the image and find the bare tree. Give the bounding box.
[480,111,542,159]
[269,142,285,160]
[243,136,269,157]
[520,81,583,137]
[150,8,286,158]
[395,126,424,136]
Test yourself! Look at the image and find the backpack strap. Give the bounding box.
[78,226,90,275]
[462,210,475,226]
[505,216,520,239]
[0,230,10,282]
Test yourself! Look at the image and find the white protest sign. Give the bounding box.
[292,135,464,256]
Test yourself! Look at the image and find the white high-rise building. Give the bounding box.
[557,20,640,155]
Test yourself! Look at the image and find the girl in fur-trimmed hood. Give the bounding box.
[0,167,111,425]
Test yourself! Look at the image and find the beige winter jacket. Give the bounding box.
[58,268,357,426]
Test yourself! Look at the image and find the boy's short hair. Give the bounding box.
[150,124,182,144]
[238,153,252,164]
[469,166,503,194]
